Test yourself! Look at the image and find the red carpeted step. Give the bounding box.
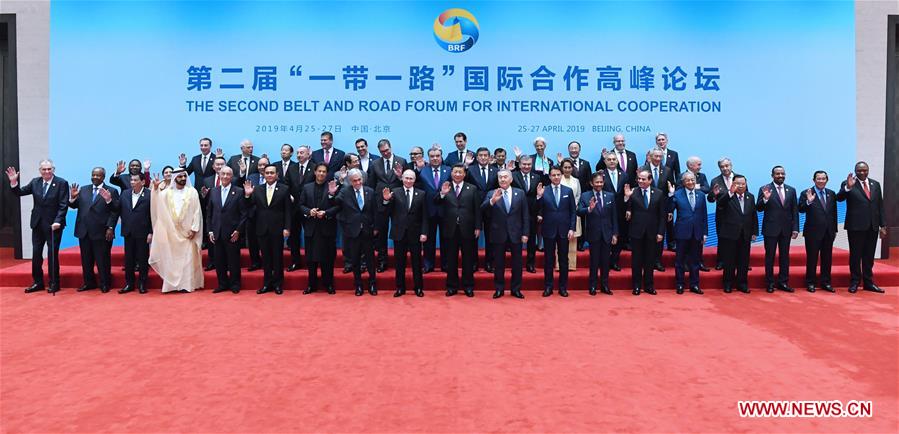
[2,259,897,291]
[56,246,851,269]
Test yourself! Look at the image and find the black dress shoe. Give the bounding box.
[738,285,750,294]
[25,283,45,293]
[589,287,597,296]
[77,284,98,292]
[248,264,261,271]
[204,263,215,271]
[723,285,732,293]
[632,288,641,295]
[423,266,434,274]
[848,284,858,293]
[511,290,524,299]
[464,289,474,297]
[485,265,495,274]
[526,265,536,273]
[327,286,336,294]
[676,285,684,294]
[645,288,657,295]
[394,289,405,297]
[138,282,148,294]
[777,283,795,293]
[446,289,457,297]
[303,287,315,294]
[213,287,230,294]
[690,286,703,295]
[654,263,666,272]
[542,288,552,297]
[699,265,711,272]
[360,264,368,274]
[493,290,504,299]
[231,288,240,294]
[864,284,885,293]
[369,282,377,295]
[611,264,621,272]
[274,287,283,295]
[601,286,612,295]
[355,287,364,296]
[415,288,424,297]
[287,264,301,272]
[48,286,60,294]
[559,289,569,297]
[343,266,352,274]
[714,263,724,270]
[100,286,110,293]
[377,264,387,273]
[766,285,775,293]
[806,285,816,293]
[821,284,835,293]
[257,286,269,294]
[119,285,133,294]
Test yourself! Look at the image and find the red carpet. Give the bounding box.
[1,287,896,432]
[1,246,898,291]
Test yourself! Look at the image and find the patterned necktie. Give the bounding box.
[738,194,744,213]
[356,189,364,209]
[455,184,461,197]
[818,189,826,207]
[266,185,273,205]
[201,154,207,172]
[92,186,99,202]
[688,190,695,209]
[653,167,659,187]
[619,151,626,171]
[777,185,785,203]
[524,174,530,191]
[324,149,330,164]
[504,189,511,213]
[42,182,49,197]
[433,169,439,187]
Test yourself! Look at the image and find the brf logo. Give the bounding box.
[433,8,479,53]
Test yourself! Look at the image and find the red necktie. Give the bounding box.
[215,176,221,187]
[862,180,870,199]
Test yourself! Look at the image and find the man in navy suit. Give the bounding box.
[7,160,69,293]
[179,137,217,188]
[600,134,638,189]
[668,172,707,294]
[511,155,541,273]
[642,147,676,268]
[798,171,837,293]
[69,167,120,293]
[380,169,428,297]
[716,176,758,293]
[467,147,499,272]
[243,164,291,295]
[624,169,666,295]
[331,168,378,296]
[207,166,247,294]
[226,139,260,182]
[368,139,407,272]
[578,172,618,295]
[536,166,576,297]
[436,164,482,297]
[681,156,711,271]
[756,165,799,293]
[443,131,474,167]
[117,173,152,294]
[110,159,151,191]
[416,146,450,273]
[482,169,529,299]
[310,131,346,178]
[836,162,887,293]
[600,150,628,270]
[199,156,229,271]
[243,157,270,271]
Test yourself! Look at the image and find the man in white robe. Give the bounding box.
[149,168,204,292]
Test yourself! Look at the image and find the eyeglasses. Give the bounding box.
[410,152,423,156]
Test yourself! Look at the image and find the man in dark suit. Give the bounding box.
[331,168,378,295]
[299,163,339,295]
[243,157,270,271]
[117,173,152,294]
[226,139,260,182]
[600,151,628,270]
[207,166,246,294]
[481,169,529,299]
[798,171,837,293]
[756,165,799,293]
[69,167,119,293]
[600,134,638,188]
[716,176,758,293]
[467,147,499,272]
[243,164,291,295]
[381,169,428,297]
[511,155,541,273]
[274,144,305,272]
[624,169,666,295]
[443,131,474,166]
[367,139,407,274]
[681,156,711,271]
[655,133,681,182]
[288,145,316,272]
[708,157,738,270]
[416,146,450,273]
[436,164,482,297]
[310,131,346,178]
[578,172,618,295]
[562,141,591,251]
[110,159,150,191]
[354,138,380,175]
[179,137,217,188]
[836,162,886,293]
[199,157,228,271]
[668,172,707,294]
[536,166,576,297]
[7,161,69,293]
[642,147,675,269]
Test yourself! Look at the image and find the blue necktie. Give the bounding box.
[653,167,659,187]
[644,189,650,208]
[554,186,560,207]
[818,189,826,207]
[92,186,99,202]
[504,190,511,213]
[688,190,695,209]
[222,187,228,205]
[356,189,364,209]
[42,182,49,197]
